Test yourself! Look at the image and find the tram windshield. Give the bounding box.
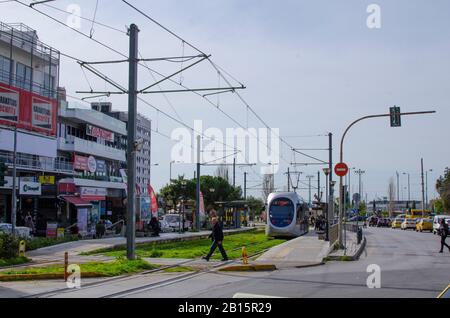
[269,198,294,228]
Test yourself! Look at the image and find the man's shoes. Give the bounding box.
[202,257,210,262]
[439,251,443,253]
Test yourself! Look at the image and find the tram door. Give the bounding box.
[296,203,307,234]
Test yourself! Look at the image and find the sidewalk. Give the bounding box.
[8,227,255,269]
[327,231,366,261]
[255,231,330,269]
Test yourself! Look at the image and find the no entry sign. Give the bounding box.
[335,163,349,177]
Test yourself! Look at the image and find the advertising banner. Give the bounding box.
[86,124,114,142]
[74,154,88,171]
[0,86,19,122]
[77,208,88,234]
[39,176,55,185]
[32,97,52,130]
[96,160,106,174]
[147,184,159,217]
[79,187,107,197]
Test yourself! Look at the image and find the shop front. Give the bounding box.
[79,187,107,236]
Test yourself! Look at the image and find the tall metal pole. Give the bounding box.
[421,158,425,217]
[126,24,139,260]
[244,172,247,200]
[196,135,201,231]
[317,171,321,200]
[306,175,314,206]
[287,168,291,192]
[11,126,17,237]
[408,173,411,202]
[233,158,236,187]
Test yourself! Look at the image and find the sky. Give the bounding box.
[1,0,449,201]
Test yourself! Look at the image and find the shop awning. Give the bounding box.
[81,195,106,202]
[61,196,92,207]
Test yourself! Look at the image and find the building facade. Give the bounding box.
[57,99,128,236]
[0,22,65,234]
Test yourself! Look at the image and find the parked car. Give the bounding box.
[433,215,450,235]
[0,223,31,238]
[401,218,416,230]
[416,218,433,233]
[391,218,404,229]
[161,214,192,231]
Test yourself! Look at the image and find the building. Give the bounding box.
[368,200,423,214]
[91,102,152,195]
[0,22,65,232]
[57,98,128,236]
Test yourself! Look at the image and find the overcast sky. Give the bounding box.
[2,0,449,201]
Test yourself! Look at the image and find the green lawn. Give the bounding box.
[0,257,31,268]
[0,258,158,277]
[90,230,287,260]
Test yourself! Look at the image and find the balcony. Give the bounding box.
[59,102,127,136]
[58,136,126,162]
[0,151,73,175]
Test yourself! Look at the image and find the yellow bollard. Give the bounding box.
[18,240,26,257]
[242,246,249,265]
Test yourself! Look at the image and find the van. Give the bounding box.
[433,215,450,235]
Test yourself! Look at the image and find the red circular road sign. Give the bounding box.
[335,163,349,177]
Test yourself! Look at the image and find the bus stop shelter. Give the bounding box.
[215,201,249,229]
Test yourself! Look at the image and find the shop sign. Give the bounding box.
[39,176,55,185]
[74,154,89,171]
[32,97,53,130]
[87,156,97,173]
[96,160,106,174]
[0,176,19,189]
[20,181,42,196]
[0,86,19,122]
[86,124,114,142]
[79,187,107,197]
[46,223,58,238]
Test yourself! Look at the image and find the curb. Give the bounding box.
[218,264,277,272]
[0,272,110,282]
[325,236,367,262]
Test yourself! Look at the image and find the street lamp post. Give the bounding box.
[426,169,433,210]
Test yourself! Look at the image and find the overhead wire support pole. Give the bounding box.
[126,23,139,261]
[338,110,436,248]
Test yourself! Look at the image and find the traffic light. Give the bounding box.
[390,106,402,127]
[0,162,7,187]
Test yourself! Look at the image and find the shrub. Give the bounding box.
[0,233,20,259]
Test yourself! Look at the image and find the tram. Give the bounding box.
[266,192,309,238]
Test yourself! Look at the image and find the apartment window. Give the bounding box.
[0,55,11,84]
[16,62,32,90]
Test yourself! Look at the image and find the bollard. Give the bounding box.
[64,252,69,282]
[19,240,26,257]
[242,246,249,265]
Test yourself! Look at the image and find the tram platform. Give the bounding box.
[255,231,331,269]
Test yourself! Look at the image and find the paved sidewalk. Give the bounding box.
[328,230,365,260]
[255,231,330,268]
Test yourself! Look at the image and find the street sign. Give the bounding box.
[390,106,402,127]
[335,162,349,177]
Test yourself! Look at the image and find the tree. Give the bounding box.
[388,177,396,218]
[262,174,275,200]
[436,168,450,212]
[159,175,242,211]
[246,196,265,221]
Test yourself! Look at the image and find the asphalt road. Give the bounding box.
[2,227,449,298]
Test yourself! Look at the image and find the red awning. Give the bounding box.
[81,195,106,202]
[62,196,92,207]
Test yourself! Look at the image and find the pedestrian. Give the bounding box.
[439,219,450,253]
[96,220,106,239]
[149,216,161,237]
[203,217,229,262]
[24,212,35,235]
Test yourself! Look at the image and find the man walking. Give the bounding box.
[439,219,450,253]
[203,217,229,261]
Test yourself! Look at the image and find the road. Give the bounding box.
[1,227,449,298]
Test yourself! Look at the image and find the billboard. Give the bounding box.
[0,82,57,137]
[0,86,19,122]
[86,124,114,142]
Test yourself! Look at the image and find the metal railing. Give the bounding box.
[0,151,74,174]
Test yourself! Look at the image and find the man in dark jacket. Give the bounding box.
[439,219,450,253]
[203,218,228,261]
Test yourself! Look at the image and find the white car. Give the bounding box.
[433,215,450,235]
[0,223,31,238]
[401,218,416,230]
[161,214,192,231]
